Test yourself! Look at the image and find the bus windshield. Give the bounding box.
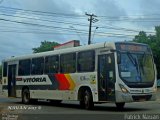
[119,52,154,83]
[116,43,155,86]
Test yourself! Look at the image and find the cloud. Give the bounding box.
[1,0,159,63]
[5,0,74,13]
[115,0,160,29]
[93,0,126,17]
[0,0,78,62]
[139,0,160,14]
[138,0,160,28]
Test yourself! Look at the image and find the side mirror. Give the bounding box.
[110,49,121,64]
[154,63,157,78]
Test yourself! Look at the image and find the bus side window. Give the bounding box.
[77,50,95,72]
[45,55,59,74]
[31,57,44,75]
[3,62,7,77]
[18,59,31,76]
[60,53,76,73]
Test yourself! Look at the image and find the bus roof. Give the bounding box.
[3,42,115,62]
[2,41,148,62]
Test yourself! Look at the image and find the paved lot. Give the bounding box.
[0,85,160,120]
[0,84,2,93]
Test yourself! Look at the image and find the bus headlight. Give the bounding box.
[119,84,129,93]
[153,87,157,92]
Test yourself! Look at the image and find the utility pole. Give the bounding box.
[85,13,98,45]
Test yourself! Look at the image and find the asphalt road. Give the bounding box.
[0,85,160,120]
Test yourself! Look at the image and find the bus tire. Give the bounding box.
[115,102,125,110]
[22,89,30,104]
[83,90,94,110]
[80,100,85,108]
[30,99,38,104]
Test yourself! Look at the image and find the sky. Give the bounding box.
[0,0,160,63]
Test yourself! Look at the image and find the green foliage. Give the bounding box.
[133,26,160,79]
[133,31,148,44]
[32,40,59,53]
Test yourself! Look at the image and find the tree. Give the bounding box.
[32,40,59,53]
[133,31,148,44]
[133,26,160,79]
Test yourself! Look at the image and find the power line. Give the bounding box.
[0,25,135,37]
[0,6,158,35]
[0,12,155,34]
[98,13,160,19]
[0,21,136,37]
[1,6,160,20]
[1,5,160,23]
[0,15,153,39]
[0,12,140,33]
[95,32,135,37]
[0,17,90,35]
[0,30,88,35]
[0,13,89,27]
[0,27,85,33]
[0,29,135,38]
[96,24,155,34]
[2,5,159,24]
[70,26,85,42]
[0,16,153,38]
[0,6,86,18]
[0,17,90,32]
[99,17,160,22]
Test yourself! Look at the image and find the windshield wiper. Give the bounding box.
[142,51,146,63]
[127,52,140,76]
[140,51,146,75]
[127,52,142,82]
[127,52,136,66]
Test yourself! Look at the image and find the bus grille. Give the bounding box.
[132,95,152,101]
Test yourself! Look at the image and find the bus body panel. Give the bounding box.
[1,41,157,106]
[5,72,99,102]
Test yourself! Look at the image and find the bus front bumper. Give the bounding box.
[115,91,156,103]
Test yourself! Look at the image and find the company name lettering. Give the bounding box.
[23,77,46,83]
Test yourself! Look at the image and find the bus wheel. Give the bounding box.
[30,99,38,104]
[83,90,94,110]
[80,100,85,108]
[115,102,125,110]
[22,89,30,104]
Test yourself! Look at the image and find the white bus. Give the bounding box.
[1,42,157,110]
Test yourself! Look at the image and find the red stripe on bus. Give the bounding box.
[55,74,70,90]
[16,78,22,81]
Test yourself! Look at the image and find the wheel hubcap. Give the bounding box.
[84,94,89,107]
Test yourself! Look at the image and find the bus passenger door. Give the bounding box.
[8,64,17,97]
[98,53,115,101]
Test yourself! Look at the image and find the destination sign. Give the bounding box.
[116,43,150,52]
